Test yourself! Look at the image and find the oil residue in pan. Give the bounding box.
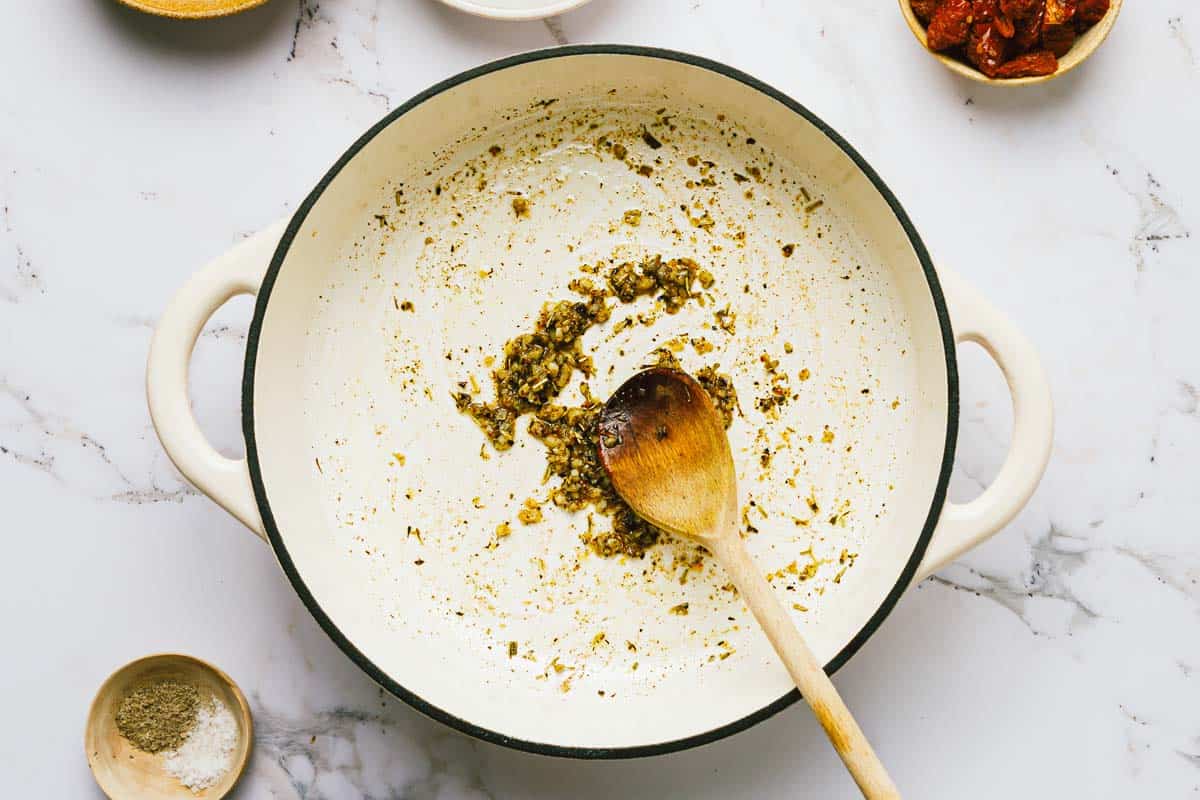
[303,95,916,698]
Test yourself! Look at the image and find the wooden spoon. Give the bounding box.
[598,368,900,799]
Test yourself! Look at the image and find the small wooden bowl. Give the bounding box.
[85,654,253,800]
[899,0,1123,86]
[112,0,269,19]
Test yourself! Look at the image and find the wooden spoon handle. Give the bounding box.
[708,535,901,799]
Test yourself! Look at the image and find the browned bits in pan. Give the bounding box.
[454,255,739,558]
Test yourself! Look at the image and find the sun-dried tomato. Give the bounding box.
[911,0,943,24]
[999,0,1040,19]
[975,0,1016,36]
[967,21,1009,76]
[1075,0,1109,27]
[1042,0,1078,56]
[916,0,1065,77]
[992,50,1059,77]
[1012,0,1046,52]
[927,0,974,51]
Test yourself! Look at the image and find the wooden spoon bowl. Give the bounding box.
[598,367,735,540]
[85,654,253,800]
[898,0,1123,86]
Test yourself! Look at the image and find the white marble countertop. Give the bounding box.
[2,0,1197,797]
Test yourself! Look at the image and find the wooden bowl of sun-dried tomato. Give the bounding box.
[901,0,1121,84]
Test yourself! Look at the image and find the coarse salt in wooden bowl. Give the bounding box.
[85,654,253,800]
[112,0,269,19]
[899,0,1123,86]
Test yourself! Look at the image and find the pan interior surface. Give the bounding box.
[248,52,950,752]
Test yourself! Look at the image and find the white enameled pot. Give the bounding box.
[147,46,1053,757]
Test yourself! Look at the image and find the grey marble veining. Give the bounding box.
[1,0,1197,797]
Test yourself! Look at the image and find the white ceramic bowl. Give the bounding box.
[148,46,1053,757]
[434,0,594,21]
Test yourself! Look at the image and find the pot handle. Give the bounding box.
[915,268,1054,582]
[146,221,286,541]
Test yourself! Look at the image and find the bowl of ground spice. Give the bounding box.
[111,0,269,19]
[901,0,1122,84]
[85,654,252,799]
